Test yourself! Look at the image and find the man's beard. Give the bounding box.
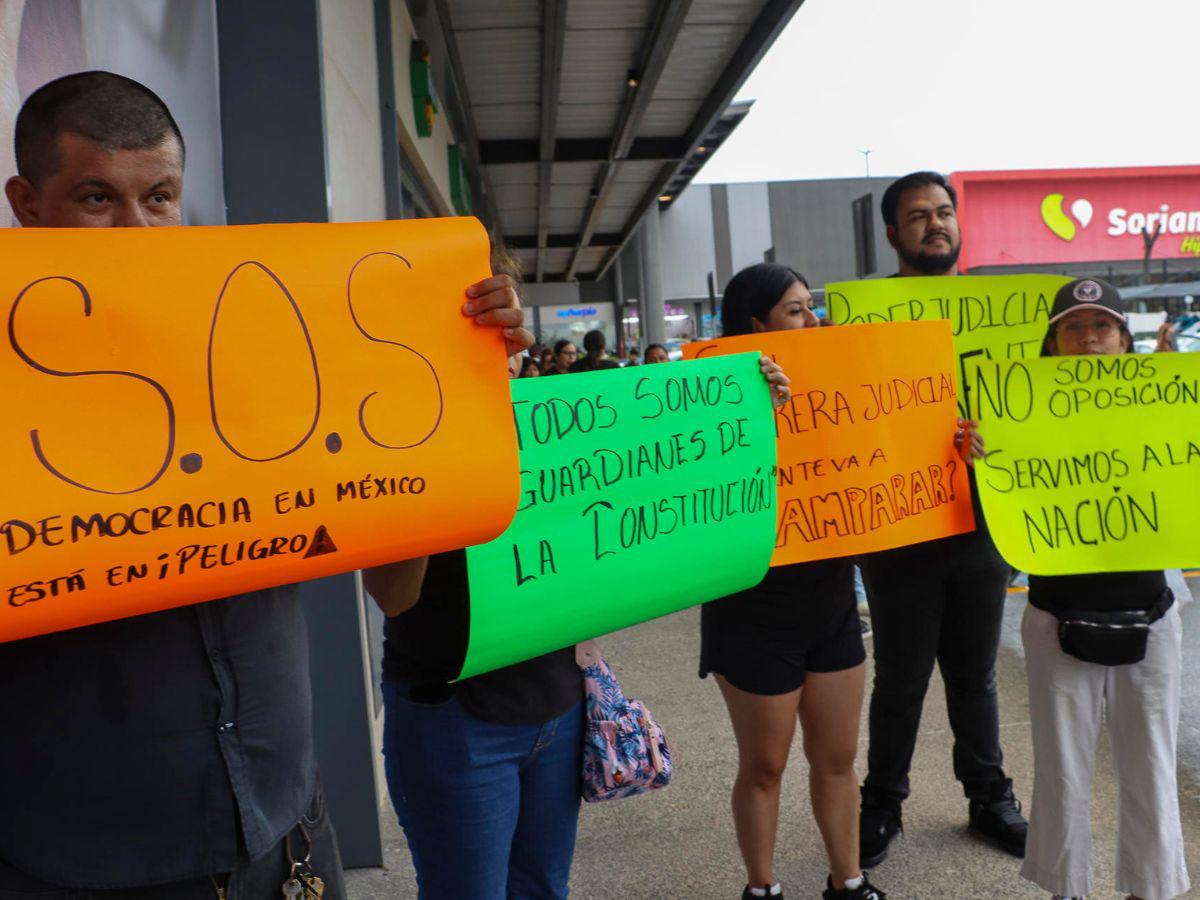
[897,238,961,275]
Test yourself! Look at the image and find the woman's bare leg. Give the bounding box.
[716,674,803,888]
[800,663,867,887]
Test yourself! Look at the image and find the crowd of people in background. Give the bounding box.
[521,331,672,376]
[0,70,1190,900]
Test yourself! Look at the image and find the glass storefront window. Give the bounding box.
[539,303,616,351]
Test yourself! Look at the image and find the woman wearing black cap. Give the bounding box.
[958,277,1190,900]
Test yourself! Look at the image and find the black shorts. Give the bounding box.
[699,560,866,695]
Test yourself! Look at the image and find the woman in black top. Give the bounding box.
[961,278,1189,900]
[365,544,584,900]
[701,264,884,900]
[365,273,795,898]
[362,267,585,899]
[542,339,576,375]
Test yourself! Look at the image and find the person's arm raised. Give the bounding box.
[363,557,430,617]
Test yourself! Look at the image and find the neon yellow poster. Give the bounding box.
[826,275,1070,419]
[972,353,1200,574]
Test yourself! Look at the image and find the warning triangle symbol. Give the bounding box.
[304,525,339,558]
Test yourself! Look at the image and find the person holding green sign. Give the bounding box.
[699,264,886,900]
[961,278,1190,900]
[365,330,792,899]
[858,172,1028,868]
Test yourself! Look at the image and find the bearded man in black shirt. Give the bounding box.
[857,171,1029,869]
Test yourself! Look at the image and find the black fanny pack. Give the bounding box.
[1053,589,1173,666]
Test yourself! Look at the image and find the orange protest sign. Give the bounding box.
[684,321,975,564]
[0,218,519,642]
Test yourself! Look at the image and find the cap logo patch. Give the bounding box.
[1073,280,1103,302]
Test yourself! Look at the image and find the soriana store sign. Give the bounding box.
[950,166,1200,270]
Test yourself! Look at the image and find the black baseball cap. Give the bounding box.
[1048,277,1127,325]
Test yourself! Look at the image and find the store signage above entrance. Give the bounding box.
[952,166,1200,270]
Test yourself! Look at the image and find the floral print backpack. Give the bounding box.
[577,641,673,802]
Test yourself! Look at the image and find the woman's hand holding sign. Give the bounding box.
[758,355,791,407]
[955,417,986,466]
[464,274,534,357]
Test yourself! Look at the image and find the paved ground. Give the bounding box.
[347,579,1200,899]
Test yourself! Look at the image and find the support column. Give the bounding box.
[613,255,626,357]
[640,204,666,347]
[215,0,383,869]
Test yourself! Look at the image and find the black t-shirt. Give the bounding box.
[861,274,1002,568]
[568,356,619,373]
[703,557,856,633]
[381,550,581,725]
[860,467,1003,567]
[1028,570,1170,616]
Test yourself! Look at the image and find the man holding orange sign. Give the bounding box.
[0,72,530,897]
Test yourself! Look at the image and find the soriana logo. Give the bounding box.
[1040,194,1093,241]
[952,166,1200,270]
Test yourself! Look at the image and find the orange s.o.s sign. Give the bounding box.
[685,321,975,564]
[0,218,519,642]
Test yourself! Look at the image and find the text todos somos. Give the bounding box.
[460,354,778,679]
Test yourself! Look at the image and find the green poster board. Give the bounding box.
[826,275,1070,419]
[462,354,777,678]
[973,353,1200,575]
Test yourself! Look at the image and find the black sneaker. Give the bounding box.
[740,885,782,900]
[823,874,887,899]
[968,777,1028,857]
[859,787,902,868]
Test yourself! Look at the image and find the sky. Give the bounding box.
[695,0,1198,184]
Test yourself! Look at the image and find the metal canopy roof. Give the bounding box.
[436,0,803,282]
[1120,280,1200,299]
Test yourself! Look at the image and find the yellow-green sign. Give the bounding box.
[973,353,1200,574]
[826,275,1070,419]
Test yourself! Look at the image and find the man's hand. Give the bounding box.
[464,274,535,357]
[759,355,791,408]
[954,418,985,466]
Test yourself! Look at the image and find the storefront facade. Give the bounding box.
[952,165,1200,278]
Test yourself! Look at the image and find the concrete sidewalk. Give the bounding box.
[347,587,1200,899]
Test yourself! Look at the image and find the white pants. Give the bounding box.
[1020,603,1189,899]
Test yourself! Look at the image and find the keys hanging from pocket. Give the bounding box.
[298,872,325,899]
[285,861,324,899]
[284,824,325,899]
[282,833,307,898]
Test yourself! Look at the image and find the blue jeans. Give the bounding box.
[382,680,583,900]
